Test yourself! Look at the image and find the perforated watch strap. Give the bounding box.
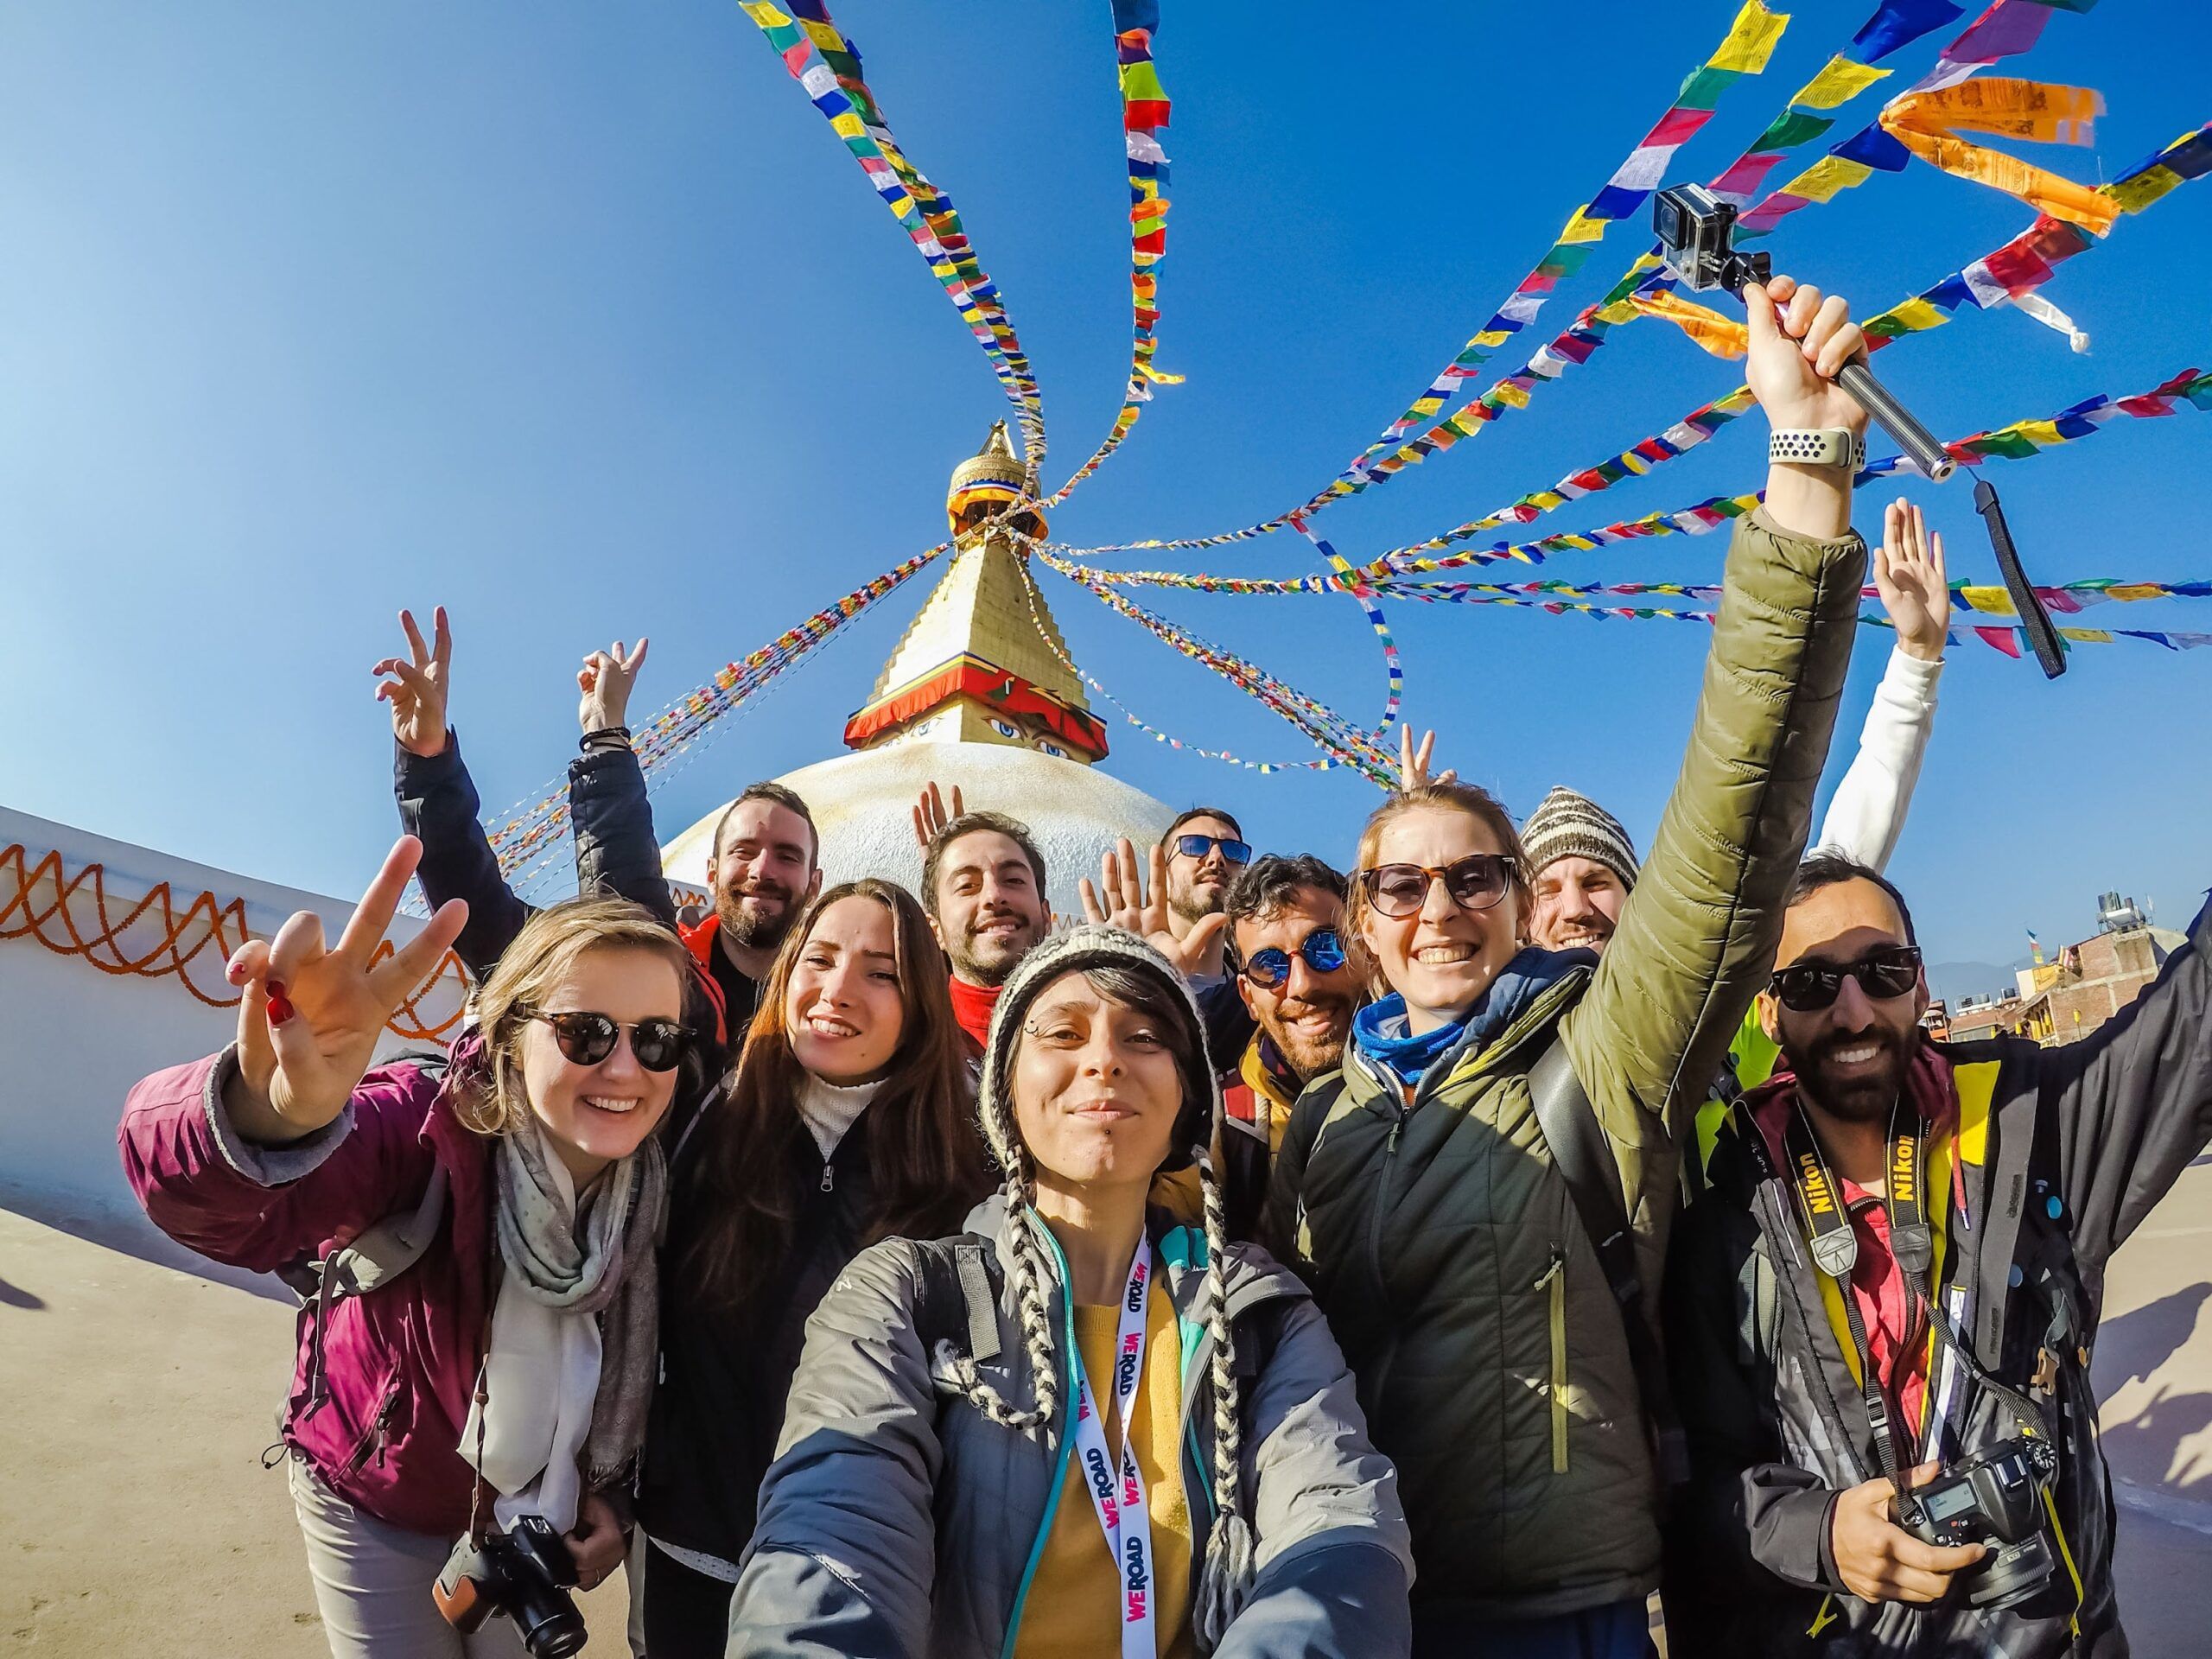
[1768,428,1865,471]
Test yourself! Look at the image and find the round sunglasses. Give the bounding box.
[1768,945,1923,1013]
[527,1010,693,1072]
[1358,854,1518,919]
[1241,926,1347,989]
[1172,833,1253,866]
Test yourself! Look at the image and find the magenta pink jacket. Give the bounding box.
[118,1047,494,1537]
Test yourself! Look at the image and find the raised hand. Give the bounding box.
[1397,726,1457,793]
[1742,273,1870,435]
[372,607,453,759]
[1078,836,1228,980]
[578,636,650,735]
[221,836,467,1147]
[1875,499,1950,663]
[911,781,965,851]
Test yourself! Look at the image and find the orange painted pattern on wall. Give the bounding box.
[2,842,468,1042]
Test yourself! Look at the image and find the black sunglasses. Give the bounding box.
[1242,927,1347,989]
[1768,946,1923,1013]
[1360,854,1518,918]
[1173,833,1253,866]
[528,1011,693,1072]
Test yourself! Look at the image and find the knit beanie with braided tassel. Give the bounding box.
[1520,785,1641,890]
[963,925,1255,1647]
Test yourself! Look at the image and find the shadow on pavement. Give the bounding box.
[0,1179,290,1302]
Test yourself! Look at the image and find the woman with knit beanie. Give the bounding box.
[728,925,1412,1658]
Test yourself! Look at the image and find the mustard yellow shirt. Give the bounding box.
[1011,1285,1196,1659]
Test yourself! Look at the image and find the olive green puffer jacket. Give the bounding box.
[1264,507,1866,1626]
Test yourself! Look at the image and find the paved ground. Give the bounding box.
[4,1157,2209,1656]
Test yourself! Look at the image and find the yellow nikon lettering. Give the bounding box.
[1891,1135,1917,1205]
[1796,1151,1837,1216]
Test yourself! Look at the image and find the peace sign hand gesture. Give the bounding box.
[579,636,650,736]
[221,837,468,1147]
[1397,726,1457,792]
[372,608,454,760]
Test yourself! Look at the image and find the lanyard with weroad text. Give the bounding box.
[1069,1240,1158,1659]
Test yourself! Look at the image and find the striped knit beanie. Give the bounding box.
[1521,785,1640,890]
[946,925,1255,1641]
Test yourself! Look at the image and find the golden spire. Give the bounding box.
[842,429,1103,764]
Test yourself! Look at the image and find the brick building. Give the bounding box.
[1944,893,2186,1048]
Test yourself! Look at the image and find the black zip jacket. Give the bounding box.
[1663,894,2212,1658]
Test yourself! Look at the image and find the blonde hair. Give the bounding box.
[455,898,695,1139]
[1344,780,1533,989]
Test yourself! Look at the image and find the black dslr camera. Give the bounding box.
[1894,1436,2061,1610]
[1652,183,1770,296]
[433,1516,589,1658]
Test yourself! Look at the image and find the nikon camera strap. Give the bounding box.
[1783,1099,1929,1494]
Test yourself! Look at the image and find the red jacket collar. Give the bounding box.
[948,976,1001,1052]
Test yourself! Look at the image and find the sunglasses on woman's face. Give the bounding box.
[528,1011,693,1072]
[1173,833,1252,866]
[1359,854,1517,919]
[1767,945,1923,1014]
[1241,927,1347,989]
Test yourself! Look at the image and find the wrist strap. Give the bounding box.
[1769,428,1865,472]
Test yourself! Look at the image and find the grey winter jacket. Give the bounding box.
[726,1195,1413,1658]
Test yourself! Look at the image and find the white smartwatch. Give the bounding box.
[1768,427,1866,472]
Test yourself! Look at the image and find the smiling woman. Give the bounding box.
[728,926,1414,1659]
[634,877,993,1656]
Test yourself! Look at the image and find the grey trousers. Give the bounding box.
[288,1457,530,1659]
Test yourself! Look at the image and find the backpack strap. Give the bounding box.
[296,1165,451,1419]
[910,1233,1003,1367]
[1527,1039,1688,1487]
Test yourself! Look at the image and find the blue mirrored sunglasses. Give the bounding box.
[1173,833,1252,865]
[1242,927,1346,988]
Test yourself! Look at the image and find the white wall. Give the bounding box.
[0,806,452,1225]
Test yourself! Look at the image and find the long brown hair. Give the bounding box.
[681,877,988,1309]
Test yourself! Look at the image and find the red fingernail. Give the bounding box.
[264,980,296,1026]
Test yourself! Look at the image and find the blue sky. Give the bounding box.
[3,2,2206,994]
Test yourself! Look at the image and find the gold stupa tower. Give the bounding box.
[839,422,1109,764]
[659,425,1170,915]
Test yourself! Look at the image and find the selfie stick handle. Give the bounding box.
[1974,478,2069,679]
[1836,360,1956,483]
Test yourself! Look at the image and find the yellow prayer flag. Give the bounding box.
[830,111,865,140]
[740,3,794,26]
[2107,584,2163,602]
[1959,586,2013,615]
[1621,451,1650,476]
[1786,155,1878,203]
[1492,381,1532,410]
[1530,491,1567,512]
[1473,330,1512,349]
[2015,421,2063,448]
[2061,629,2113,645]
[1878,297,1947,334]
[1796,55,1888,110]
[1558,207,1607,245]
[800,19,843,50]
[2105,165,2180,215]
[1709,0,1789,75]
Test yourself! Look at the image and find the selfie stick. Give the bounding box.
[1834,362,1955,483]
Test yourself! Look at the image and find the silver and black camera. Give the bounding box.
[1893,1436,2061,1611]
[1652,182,1772,296]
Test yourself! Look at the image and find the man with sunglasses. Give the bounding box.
[1663,852,2212,1657]
[1159,806,1251,980]
[1210,854,1359,1237]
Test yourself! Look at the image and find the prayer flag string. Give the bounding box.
[739,2,1047,464]
[1041,0,1181,505]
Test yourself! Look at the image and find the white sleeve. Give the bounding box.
[1813,645,1943,873]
